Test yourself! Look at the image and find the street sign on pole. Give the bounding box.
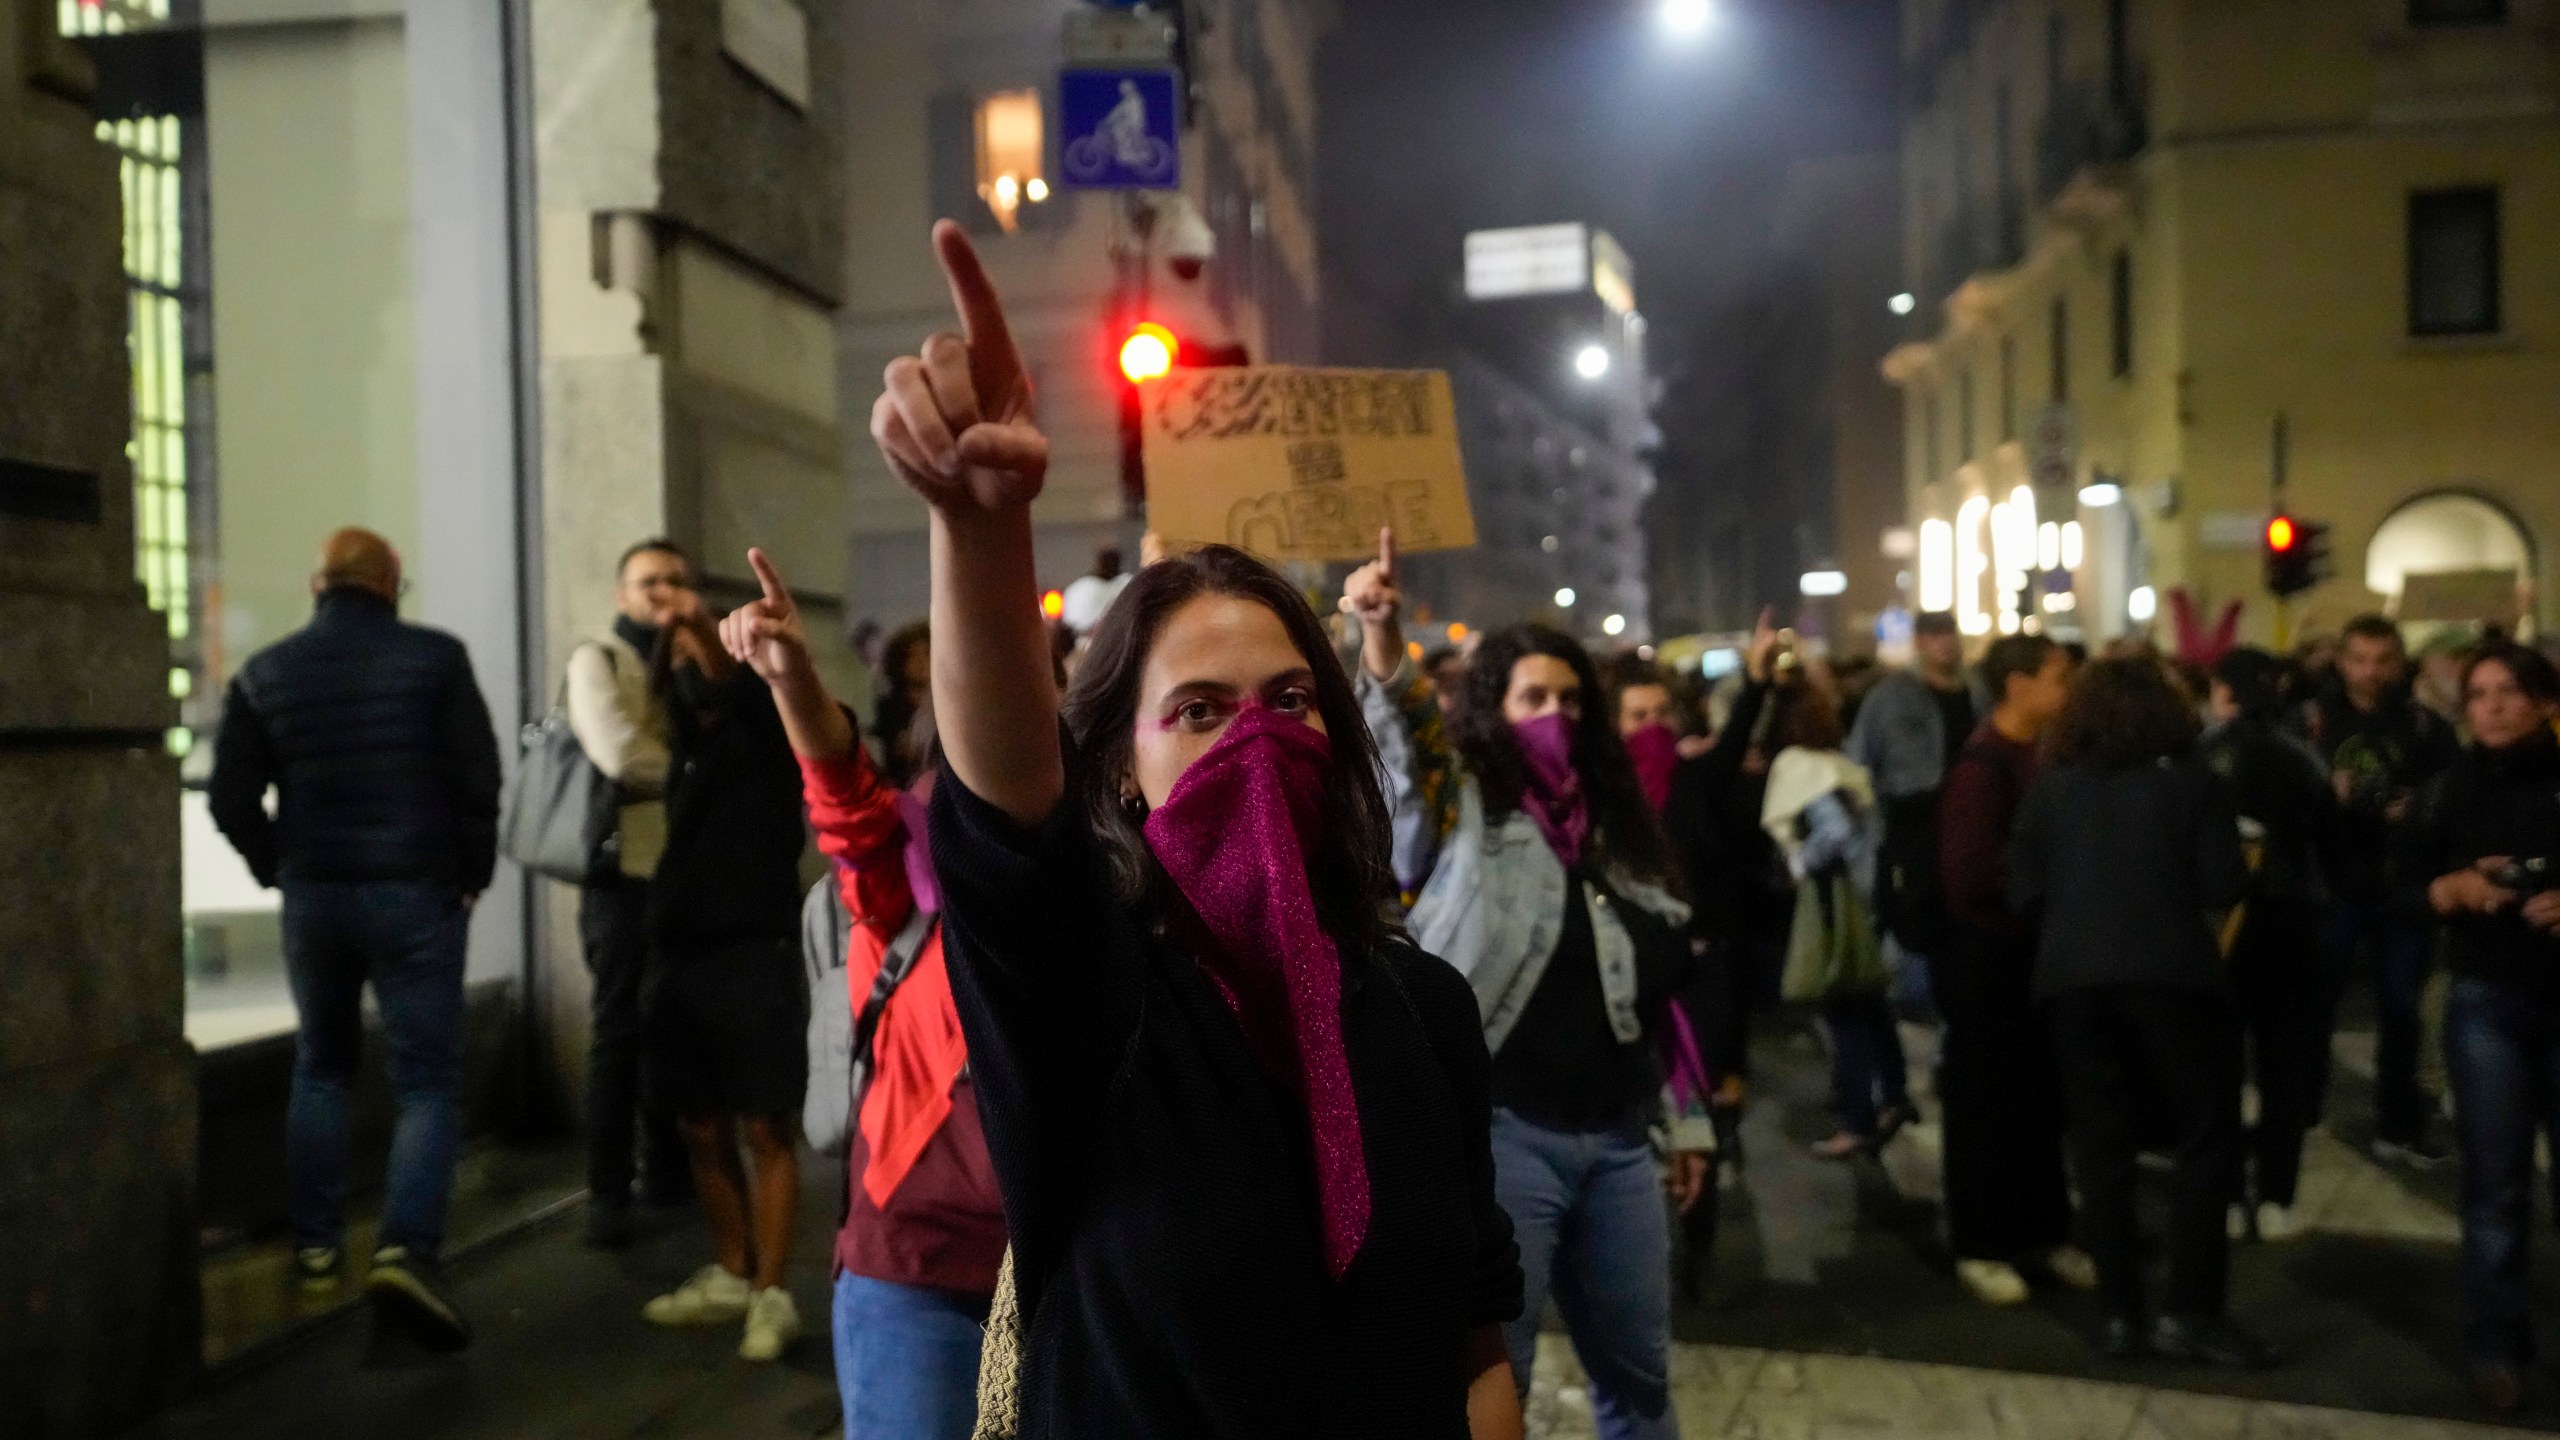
[1059,69,1181,190]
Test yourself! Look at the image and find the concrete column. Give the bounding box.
[0,6,196,1435]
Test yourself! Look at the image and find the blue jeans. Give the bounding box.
[1490,1109,1677,1440]
[2328,899,2432,1143]
[1820,992,1910,1137]
[281,880,468,1256]
[831,1271,989,1440]
[2445,977,2560,1365]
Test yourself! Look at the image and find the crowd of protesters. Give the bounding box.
[202,222,2560,1434]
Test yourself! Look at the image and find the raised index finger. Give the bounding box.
[932,220,1024,411]
[747,547,791,609]
[1377,526,1397,582]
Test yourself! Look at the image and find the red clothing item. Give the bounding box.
[800,748,1006,1296]
[1938,723,2038,938]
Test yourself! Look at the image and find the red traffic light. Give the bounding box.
[2266,515,2297,552]
[1119,323,1178,384]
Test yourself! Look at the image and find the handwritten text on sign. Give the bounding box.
[1141,366,1478,564]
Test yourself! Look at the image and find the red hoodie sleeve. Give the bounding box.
[799,740,916,937]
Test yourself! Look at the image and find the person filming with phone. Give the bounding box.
[2405,641,2560,1414]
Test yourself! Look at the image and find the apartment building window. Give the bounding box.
[2409,0,2507,24]
[2000,335,2018,441]
[2049,296,2070,403]
[931,90,1058,235]
[2409,188,2501,336]
[2110,249,2133,378]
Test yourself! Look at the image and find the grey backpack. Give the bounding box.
[498,645,617,884]
[802,871,935,1156]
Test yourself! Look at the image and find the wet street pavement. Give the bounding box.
[123,1008,2560,1439]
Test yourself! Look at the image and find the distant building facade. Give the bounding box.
[1888,0,2559,643]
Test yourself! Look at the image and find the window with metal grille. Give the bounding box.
[2408,188,2501,336]
[2110,250,2133,378]
[2409,0,2506,25]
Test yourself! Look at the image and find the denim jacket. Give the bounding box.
[1843,667,1986,802]
[1359,661,1694,1057]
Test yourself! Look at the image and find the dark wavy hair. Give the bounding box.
[1059,545,1399,956]
[1458,624,1680,890]
[2047,655,2202,769]
[2464,641,2560,708]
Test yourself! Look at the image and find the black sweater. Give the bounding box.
[651,662,804,953]
[930,767,1522,1440]
[2009,753,2249,1000]
[2397,729,2560,1000]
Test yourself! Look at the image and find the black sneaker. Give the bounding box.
[2097,1314,2148,1360]
[367,1245,472,1352]
[293,1246,343,1296]
[583,1199,634,1250]
[2150,1314,2278,1370]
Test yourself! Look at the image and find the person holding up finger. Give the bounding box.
[720,548,1006,1439]
[632,556,810,1363]
[2404,643,2560,1414]
[1349,531,1698,1440]
[879,221,1524,1440]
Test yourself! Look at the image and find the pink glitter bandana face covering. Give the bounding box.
[1624,722,1680,814]
[893,773,941,914]
[1512,712,1591,867]
[1141,704,1371,1279]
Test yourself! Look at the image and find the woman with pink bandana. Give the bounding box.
[1347,543,1706,1440]
[868,221,1525,1440]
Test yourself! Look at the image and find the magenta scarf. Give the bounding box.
[1625,722,1681,814]
[1512,713,1591,867]
[893,775,942,915]
[1142,707,1370,1279]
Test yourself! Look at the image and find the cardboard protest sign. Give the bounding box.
[2398,568,2522,626]
[1139,366,1477,564]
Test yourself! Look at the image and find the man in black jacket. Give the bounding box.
[208,528,500,1351]
[2304,614,2460,1166]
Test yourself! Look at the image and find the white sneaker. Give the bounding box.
[2228,1203,2251,1241]
[643,1263,752,1327]
[2256,1202,2306,1243]
[1956,1259,2030,1306]
[739,1286,801,1362]
[2044,1245,2100,1293]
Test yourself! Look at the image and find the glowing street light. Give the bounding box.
[2128,585,2159,623]
[1658,0,1716,41]
[1799,570,1849,597]
[1573,344,1613,380]
[1888,292,1917,316]
[2078,481,2123,507]
[1602,613,1628,637]
[1555,587,1578,608]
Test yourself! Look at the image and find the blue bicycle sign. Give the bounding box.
[1059,69,1180,190]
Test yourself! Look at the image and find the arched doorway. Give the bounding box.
[2366,491,2536,636]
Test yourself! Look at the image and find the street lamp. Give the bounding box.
[1555,587,1578,608]
[1888,292,1917,316]
[1573,344,1612,380]
[1603,613,1628,637]
[1799,569,1848,597]
[2078,481,2123,507]
[1658,0,1716,40]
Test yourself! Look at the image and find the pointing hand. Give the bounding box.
[871,221,1049,514]
[720,547,811,685]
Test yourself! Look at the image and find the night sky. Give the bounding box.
[1318,0,1900,389]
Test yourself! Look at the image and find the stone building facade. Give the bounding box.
[1887,0,2559,644]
